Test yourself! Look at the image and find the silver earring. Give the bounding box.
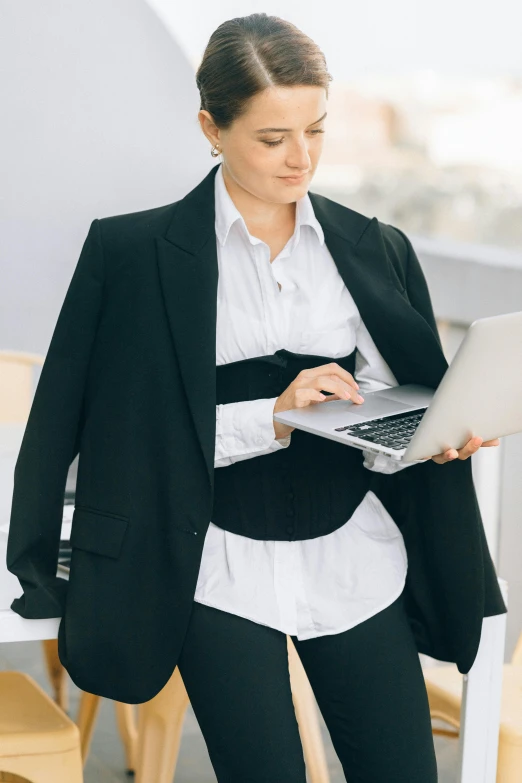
[210,144,221,158]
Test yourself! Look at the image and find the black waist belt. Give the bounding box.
[212,348,371,541]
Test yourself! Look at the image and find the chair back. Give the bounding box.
[0,351,44,423]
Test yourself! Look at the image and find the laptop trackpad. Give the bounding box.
[348,394,413,420]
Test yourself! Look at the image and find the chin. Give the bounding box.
[289,181,310,197]
[277,190,305,204]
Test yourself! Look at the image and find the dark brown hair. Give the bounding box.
[195,13,333,130]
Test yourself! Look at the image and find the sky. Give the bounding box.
[147,0,522,81]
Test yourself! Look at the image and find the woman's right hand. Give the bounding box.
[272,362,365,439]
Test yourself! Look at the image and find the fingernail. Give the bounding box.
[357,394,364,402]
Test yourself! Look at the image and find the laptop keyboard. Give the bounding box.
[334,408,428,451]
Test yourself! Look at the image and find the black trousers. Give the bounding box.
[177,590,438,783]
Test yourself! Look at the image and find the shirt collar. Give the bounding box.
[214,162,325,248]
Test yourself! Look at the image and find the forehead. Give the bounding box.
[238,85,327,130]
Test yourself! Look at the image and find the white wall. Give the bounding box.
[0,0,210,354]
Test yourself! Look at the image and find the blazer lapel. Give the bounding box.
[156,163,449,488]
[156,167,219,489]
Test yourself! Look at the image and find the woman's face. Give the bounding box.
[200,85,327,205]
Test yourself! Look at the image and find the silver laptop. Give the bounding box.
[273,311,522,462]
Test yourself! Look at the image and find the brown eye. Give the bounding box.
[262,129,324,148]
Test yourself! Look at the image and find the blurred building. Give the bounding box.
[314,74,522,248]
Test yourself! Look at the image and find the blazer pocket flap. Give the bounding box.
[70,508,129,559]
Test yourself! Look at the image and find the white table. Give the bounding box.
[0,422,508,782]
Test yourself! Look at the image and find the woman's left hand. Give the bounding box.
[423,436,501,464]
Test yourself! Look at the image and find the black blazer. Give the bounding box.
[7,163,506,703]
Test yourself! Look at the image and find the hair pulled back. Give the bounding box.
[195,13,333,130]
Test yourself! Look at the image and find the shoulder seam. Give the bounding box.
[380,222,409,291]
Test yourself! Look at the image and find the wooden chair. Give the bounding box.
[424,630,522,782]
[0,671,82,782]
[0,350,44,425]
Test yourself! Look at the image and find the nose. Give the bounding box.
[285,136,312,171]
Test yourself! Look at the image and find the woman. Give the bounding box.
[7,12,506,783]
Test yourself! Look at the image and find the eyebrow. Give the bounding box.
[254,111,327,134]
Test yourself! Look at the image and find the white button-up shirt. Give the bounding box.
[193,162,421,639]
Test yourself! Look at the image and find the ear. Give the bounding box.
[198,110,220,148]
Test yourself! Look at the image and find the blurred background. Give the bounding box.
[1,1,521,781]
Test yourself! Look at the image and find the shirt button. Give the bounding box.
[286,508,295,517]
[256,436,264,445]
[286,525,294,534]
[287,492,294,500]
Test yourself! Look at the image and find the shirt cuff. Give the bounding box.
[362,449,429,474]
[215,397,291,467]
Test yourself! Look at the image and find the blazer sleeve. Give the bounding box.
[6,219,105,619]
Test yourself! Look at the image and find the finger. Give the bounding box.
[481,438,500,447]
[429,447,459,464]
[309,375,364,404]
[441,437,481,462]
[431,435,484,464]
[322,393,342,402]
[433,450,456,464]
[295,388,331,407]
[457,436,483,459]
[335,379,365,403]
[301,363,360,391]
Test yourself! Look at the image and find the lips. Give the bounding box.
[280,173,307,182]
